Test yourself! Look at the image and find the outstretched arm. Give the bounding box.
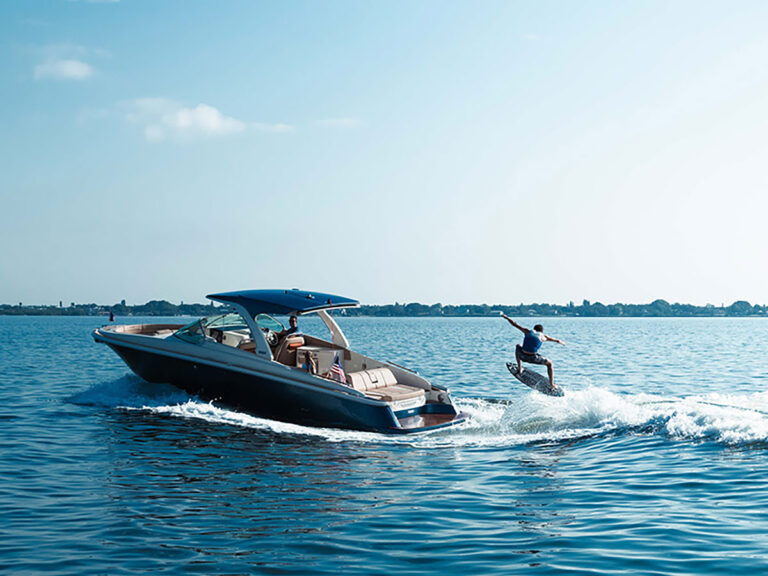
[500,313,528,333]
[543,334,566,345]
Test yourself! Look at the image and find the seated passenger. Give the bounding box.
[300,350,317,375]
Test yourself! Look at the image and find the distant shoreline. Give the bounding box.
[1,299,765,318]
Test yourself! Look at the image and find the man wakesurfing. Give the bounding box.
[501,313,566,389]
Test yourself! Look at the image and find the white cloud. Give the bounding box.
[32,44,108,81]
[317,116,362,128]
[170,104,244,134]
[524,33,540,41]
[124,98,245,141]
[253,122,295,133]
[34,59,93,80]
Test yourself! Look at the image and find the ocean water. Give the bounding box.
[2,315,768,575]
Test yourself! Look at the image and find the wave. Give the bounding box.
[70,375,768,447]
[70,374,191,408]
[449,387,768,448]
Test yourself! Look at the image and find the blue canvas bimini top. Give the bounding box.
[206,289,359,317]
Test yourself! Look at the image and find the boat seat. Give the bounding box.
[346,367,398,391]
[365,384,426,403]
[237,339,256,353]
[274,335,306,365]
[346,368,426,403]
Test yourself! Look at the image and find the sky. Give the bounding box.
[2,1,768,307]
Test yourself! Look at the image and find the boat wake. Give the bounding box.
[70,375,191,409]
[72,375,768,448]
[450,387,768,448]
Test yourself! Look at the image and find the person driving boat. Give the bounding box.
[280,315,300,339]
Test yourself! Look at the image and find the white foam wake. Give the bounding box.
[70,375,190,408]
[72,376,768,447]
[450,387,768,447]
[137,400,389,443]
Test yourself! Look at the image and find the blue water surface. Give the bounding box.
[2,315,768,575]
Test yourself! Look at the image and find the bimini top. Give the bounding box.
[206,289,359,317]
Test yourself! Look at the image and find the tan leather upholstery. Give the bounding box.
[237,339,256,353]
[346,368,425,403]
[274,336,307,365]
[366,384,426,402]
[347,367,398,392]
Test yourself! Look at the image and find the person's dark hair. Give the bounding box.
[533,324,544,332]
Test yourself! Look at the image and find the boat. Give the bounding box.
[92,289,468,434]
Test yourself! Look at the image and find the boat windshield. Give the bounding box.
[174,319,206,343]
[174,313,250,344]
[255,313,284,332]
[207,313,250,332]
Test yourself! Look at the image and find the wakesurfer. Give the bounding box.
[501,313,566,389]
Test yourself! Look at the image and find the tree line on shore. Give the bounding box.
[0,299,765,317]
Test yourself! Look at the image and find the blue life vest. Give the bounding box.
[522,330,543,353]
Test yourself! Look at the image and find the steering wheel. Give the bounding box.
[263,328,279,347]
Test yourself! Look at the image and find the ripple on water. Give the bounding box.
[3,316,768,575]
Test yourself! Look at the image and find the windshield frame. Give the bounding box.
[173,312,252,345]
[255,313,285,333]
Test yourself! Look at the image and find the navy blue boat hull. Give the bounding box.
[107,343,464,434]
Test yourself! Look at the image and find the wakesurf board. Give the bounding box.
[506,362,564,397]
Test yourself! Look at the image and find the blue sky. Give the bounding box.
[2,1,767,306]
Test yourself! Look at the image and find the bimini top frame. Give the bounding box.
[207,289,357,354]
[207,289,359,317]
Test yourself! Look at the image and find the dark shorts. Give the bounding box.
[516,344,549,365]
